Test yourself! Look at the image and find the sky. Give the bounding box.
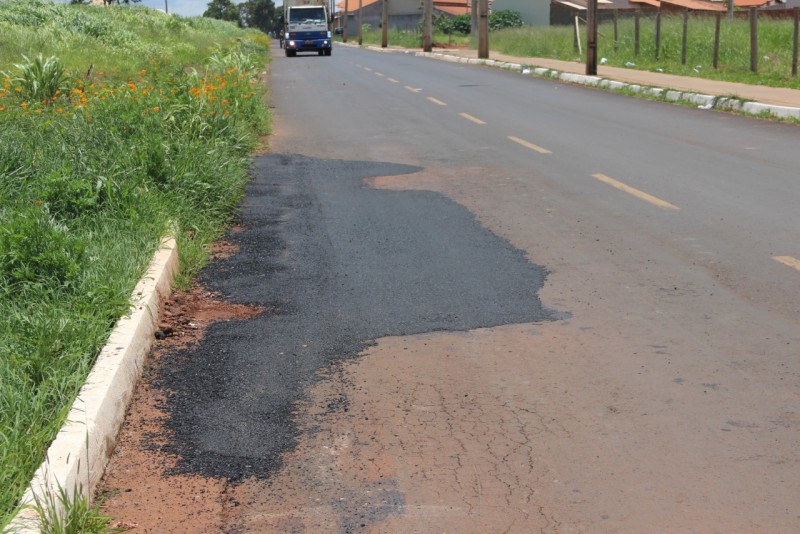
[136,0,208,17]
[55,0,281,20]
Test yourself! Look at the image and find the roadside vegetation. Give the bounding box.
[348,11,800,89]
[493,14,800,89]
[0,0,270,527]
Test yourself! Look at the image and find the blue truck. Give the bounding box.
[284,0,332,57]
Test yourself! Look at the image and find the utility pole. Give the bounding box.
[358,0,363,46]
[423,0,433,52]
[381,0,389,47]
[343,0,349,43]
[478,0,488,58]
[471,0,478,48]
[728,0,734,19]
[586,0,598,75]
[164,0,168,14]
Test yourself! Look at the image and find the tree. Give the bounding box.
[240,0,279,33]
[101,0,143,4]
[204,0,242,24]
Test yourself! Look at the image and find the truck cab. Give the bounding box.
[284,5,332,56]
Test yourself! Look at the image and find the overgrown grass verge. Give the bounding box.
[492,14,800,89]
[339,27,470,48]
[0,1,271,528]
[350,15,800,89]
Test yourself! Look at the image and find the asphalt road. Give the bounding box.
[159,43,800,532]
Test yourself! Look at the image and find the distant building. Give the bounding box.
[492,0,550,26]
[492,0,799,27]
[335,0,470,31]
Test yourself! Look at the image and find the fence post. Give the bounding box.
[681,9,688,65]
[793,7,799,77]
[713,12,721,69]
[574,11,580,53]
[635,11,640,56]
[750,7,758,73]
[655,11,661,60]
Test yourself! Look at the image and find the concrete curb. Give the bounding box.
[5,237,178,533]
[414,51,800,121]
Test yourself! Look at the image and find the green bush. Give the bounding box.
[433,13,471,35]
[489,10,523,32]
[0,207,86,286]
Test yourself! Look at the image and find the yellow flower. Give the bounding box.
[152,106,160,112]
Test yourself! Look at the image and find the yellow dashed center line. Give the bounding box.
[774,256,800,271]
[592,173,679,210]
[375,72,384,77]
[427,97,447,106]
[364,67,373,71]
[460,113,486,125]
[405,85,421,93]
[387,78,399,83]
[508,135,551,155]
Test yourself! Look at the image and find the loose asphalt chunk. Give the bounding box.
[155,154,557,481]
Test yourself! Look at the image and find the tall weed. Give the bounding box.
[0,0,270,527]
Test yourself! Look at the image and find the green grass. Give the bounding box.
[0,1,271,528]
[339,26,470,48]
[346,14,800,88]
[491,13,800,89]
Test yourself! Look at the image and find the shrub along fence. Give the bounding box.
[573,7,800,77]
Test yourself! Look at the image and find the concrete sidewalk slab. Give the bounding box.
[339,42,800,121]
[416,48,800,121]
[437,49,800,109]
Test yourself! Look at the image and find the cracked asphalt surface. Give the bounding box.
[157,153,555,482]
[102,43,800,533]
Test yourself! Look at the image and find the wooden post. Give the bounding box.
[793,7,799,77]
[586,0,598,75]
[381,0,388,48]
[713,12,721,69]
[471,0,478,48]
[750,7,757,73]
[478,0,489,58]
[635,11,640,56]
[681,9,688,65]
[655,11,661,60]
[358,0,363,46]
[614,9,619,52]
[574,12,580,53]
[422,0,432,52]
[343,0,349,43]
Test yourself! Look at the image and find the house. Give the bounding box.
[499,0,796,27]
[335,0,470,31]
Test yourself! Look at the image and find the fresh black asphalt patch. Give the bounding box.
[156,154,557,481]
